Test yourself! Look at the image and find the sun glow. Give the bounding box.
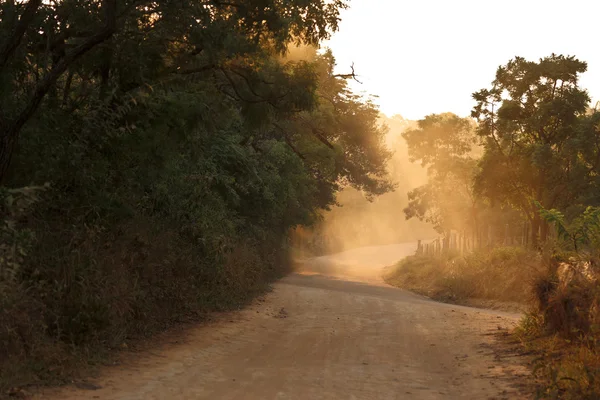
[324,0,600,120]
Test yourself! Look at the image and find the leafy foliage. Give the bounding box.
[472,54,597,245]
[537,201,600,252]
[402,113,482,234]
[0,1,396,390]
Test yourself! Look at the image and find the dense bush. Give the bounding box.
[0,1,393,391]
[514,207,600,399]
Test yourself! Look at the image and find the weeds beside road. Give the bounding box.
[384,247,538,312]
[385,246,600,399]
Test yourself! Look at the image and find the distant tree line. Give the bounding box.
[403,54,600,251]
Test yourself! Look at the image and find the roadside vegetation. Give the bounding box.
[513,207,600,399]
[385,237,600,398]
[2,1,600,398]
[0,0,396,394]
[384,54,600,398]
[384,247,539,311]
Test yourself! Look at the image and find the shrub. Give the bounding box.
[384,247,540,306]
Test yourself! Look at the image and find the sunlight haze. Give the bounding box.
[325,0,600,120]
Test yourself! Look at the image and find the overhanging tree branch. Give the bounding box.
[293,116,335,149]
[0,0,42,72]
[273,122,305,160]
[0,0,118,183]
[218,67,288,107]
[332,62,362,84]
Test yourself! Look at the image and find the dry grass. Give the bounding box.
[0,216,290,397]
[384,247,540,309]
[515,321,600,399]
[514,258,600,399]
[384,247,600,398]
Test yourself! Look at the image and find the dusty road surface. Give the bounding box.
[38,243,532,400]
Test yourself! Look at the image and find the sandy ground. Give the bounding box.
[35,243,532,399]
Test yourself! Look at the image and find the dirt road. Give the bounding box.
[39,243,531,399]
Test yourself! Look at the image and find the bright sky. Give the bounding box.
[324,0,600,121]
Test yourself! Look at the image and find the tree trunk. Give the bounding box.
[99,39,113,101]
[531,214,540,249]
[0,122,17,184]
[0,0,43,72]
[443,233,450,253]
[540,220,549,244]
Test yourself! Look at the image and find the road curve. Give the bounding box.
[39,243,531,399]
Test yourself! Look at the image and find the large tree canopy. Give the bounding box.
[0,0,393,217]
[471,54,594,245]
[0,0,348,181]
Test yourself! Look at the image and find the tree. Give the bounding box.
[0,0,348,183]
[0,2,400,382]
[472,54,592,246]
[402,113,478,237]
[291,50,394,202]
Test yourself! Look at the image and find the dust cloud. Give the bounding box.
[284,45,436,255]
[298,114,437,255]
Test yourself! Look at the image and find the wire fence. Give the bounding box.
[416,222,545,256]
